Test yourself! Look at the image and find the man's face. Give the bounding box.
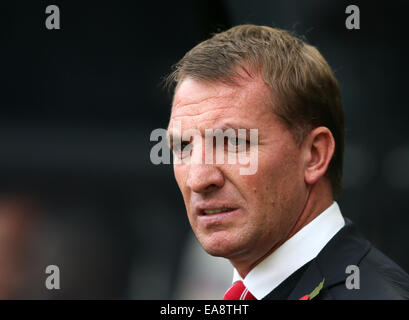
[168,76,308,266]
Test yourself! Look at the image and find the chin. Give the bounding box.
[198,233,248,259]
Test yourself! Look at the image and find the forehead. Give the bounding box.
[169,77,274,131]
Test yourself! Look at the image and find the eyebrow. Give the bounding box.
[217,124,253,132]
[167,123,254,142]
[167,122,252,134]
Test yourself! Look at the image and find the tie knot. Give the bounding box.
[223,281,256,300]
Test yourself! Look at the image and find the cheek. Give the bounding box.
[173,164,185,185]
[174,166,196,226]
[237,154,304,240]
[241,150,303,205]
[173,165,190,199]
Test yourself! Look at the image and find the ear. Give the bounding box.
[302,126,335,186]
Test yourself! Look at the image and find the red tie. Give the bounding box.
[223,281,257,300]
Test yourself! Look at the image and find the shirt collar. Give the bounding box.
[232,201,345,300]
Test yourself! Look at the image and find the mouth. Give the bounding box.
[196,206,242,226]
[201,208,236,216]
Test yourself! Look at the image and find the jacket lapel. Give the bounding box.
[287,218,371,300]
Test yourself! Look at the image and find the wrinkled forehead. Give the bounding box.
[171,64,259,108]
[168,77,273,130]
[172,78,238,111]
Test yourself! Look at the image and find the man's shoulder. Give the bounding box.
[317,219,409,300]
[285,217,409,300]
[324,244,409,300]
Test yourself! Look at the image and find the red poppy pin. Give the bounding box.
[299,278,325,300]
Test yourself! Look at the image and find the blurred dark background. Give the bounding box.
[0,0,408,299]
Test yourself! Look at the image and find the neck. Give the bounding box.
[232,180,333,278]
[284,181,333,243]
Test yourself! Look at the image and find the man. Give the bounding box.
[166,25,409,300]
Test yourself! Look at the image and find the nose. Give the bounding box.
[187,164,225,194]
[184,134,225,194]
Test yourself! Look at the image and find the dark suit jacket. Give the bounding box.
[263,218,409,300]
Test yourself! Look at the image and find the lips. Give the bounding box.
[193,203,242,226]
[196,207,241,227]
[202,208,235,215]
[196,204,238,216]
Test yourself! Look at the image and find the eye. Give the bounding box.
[173,141,190,151]
[172,140,192,158]
[226,137,249,151]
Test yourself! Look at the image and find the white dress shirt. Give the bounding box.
[232,201,345,300]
